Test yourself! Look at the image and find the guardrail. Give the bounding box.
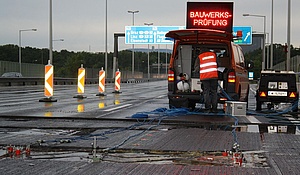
[0,77,164,86]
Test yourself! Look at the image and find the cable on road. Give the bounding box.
[247,101,299,118]
[35,111,169,152]
[35,85,298,155]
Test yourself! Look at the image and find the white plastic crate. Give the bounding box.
[225,101,247,116]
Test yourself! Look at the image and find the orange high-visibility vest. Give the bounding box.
[198,52,218,80]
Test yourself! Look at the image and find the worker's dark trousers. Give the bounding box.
[202,79,218,110]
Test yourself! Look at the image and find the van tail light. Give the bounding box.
[289,92,297,98]
[220,97,227,101]
[259,91,267,97]
[168,70,174,82]
[228,71,236,83]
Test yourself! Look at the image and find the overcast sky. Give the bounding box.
[0,0,299,52]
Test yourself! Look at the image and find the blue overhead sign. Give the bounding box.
[125,26,185,44]
[233,26,252,45]
[125,26,252,45]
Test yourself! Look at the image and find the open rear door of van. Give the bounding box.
[165,29,232,42]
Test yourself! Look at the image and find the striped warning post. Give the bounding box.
[113,69,122,93]
[96,67,106,96]
[45,62,53,97]
[77,65,85,94]
[39,60,57,102]
[74,64,86,98]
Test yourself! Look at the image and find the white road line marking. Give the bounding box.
[156,95,166,98]
[250,87,257,94]
[285,117,300,124]
[246,115,261,124]
[103,104,132,112]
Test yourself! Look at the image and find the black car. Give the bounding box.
[256,70,298,111]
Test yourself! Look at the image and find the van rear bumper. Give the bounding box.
[168,92,202,108]
[168,92,202,101]
[256,96,298,104]
[168,91,233,108]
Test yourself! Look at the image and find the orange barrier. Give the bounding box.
[78,64,85,94]
[96,67,106,96]
[113,69,121,93]
[39,60,57,102]
[44,62,53,97]
[74,64,86,98]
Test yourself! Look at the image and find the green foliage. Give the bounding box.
[244,43,300,79]
[0,44,18,62]
[2,43,297,79]
[244,49,262,79]
[0,44,171,78]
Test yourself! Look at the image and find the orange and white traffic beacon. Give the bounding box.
[74,64,87,99]
[39,60,57,102]
[113,69,122,93]
[96,67,106,96]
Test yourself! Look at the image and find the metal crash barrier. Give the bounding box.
[0,77,163,86]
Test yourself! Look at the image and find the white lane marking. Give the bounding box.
[250,87,257,94]
[285,117,300,124]
[156,95,166,98]
[103,104,132,112]
[246,115,261,124]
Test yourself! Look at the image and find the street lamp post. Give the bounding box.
[128,10,139,77]
[105,0,108,76]
[53,39,64,42]
[49,0,53,64]
[265,33,270,69]
[243,14,266,70]
[53,39,64,51]
[158,44,160,75]
[270,0,274,69]
[144,22,153,79]
[286,0,291,71]
[165,44,168,76]
[19,28,37,75]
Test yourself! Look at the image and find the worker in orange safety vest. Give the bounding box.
[198,48,218,113]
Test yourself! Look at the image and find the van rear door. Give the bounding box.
[165,29,233,42]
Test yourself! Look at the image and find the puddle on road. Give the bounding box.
[195,123,300,135]
[0,124,298,167]
[0,147,269,168]
[0,126,272,168]
[234,124,300,135]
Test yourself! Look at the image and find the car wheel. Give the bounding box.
[188,101,196,110]
[292,101,298,112]
[256,100,262,111]
[245,86,249,109]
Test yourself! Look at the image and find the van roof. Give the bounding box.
[165,29,233,42]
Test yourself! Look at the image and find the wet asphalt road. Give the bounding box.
[0,81,300,175]
[0,81,167,119]
[0,81,298,125]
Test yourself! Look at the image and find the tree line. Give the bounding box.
[0,44,169,78]
[244,44,300,79]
